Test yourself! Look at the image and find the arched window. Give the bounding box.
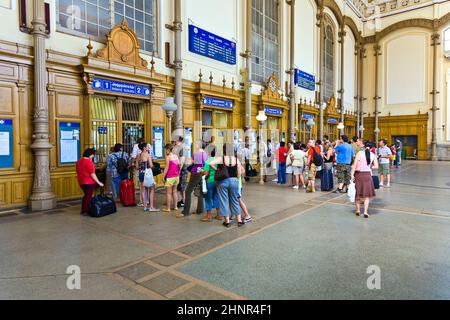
[323,22,335,102]
[251,0,280,83]
[444,27,450,55]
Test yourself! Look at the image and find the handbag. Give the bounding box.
[347,181,356,203]
[201,175,208,194]
[143,168,154,187]
[151,162,162,176]
[214,156,229,181]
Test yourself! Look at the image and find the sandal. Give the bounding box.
[201,216,212,222]
[355,211,360,216]
[162,208,171,213]
[215,215,222,220]
[364,213,369,218]
[176,213,185,218]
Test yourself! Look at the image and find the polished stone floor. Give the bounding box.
[0,161,449,299]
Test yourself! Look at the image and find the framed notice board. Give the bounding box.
[152,126,165,159]
[59,121,81,165]
[0,119,13,169]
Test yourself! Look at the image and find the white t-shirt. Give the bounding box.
[378,146,392,164]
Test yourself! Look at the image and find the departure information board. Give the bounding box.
[188,24,236,65]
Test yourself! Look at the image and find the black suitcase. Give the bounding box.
[372,175,380,189]
[89,194,117,218]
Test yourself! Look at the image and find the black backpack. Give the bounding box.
[115,152,129,174]
[312,148,323,167]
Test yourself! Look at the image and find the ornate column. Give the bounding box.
[430,33,440,161]
[317,3,325,140]
[241,0,253,130]
[355,43,360,137]
[338,24,346,136]
[29,0,56,211]
[373,44,381,145]
[166,0,183,132]
[359,44,367,139]
[287,0,296,142]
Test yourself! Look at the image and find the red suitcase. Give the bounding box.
[120,179,136,206]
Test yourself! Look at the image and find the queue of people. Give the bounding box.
[76,138,252,228]
[267,135,398,217]
[76,134,399,222]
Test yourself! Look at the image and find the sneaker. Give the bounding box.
[177,201,185,208]
[333,189,342,193]
[244,216,252,223]
[137,203,144,207]
[149,208,160,212]
[293,186,299,189]
[144,208,149,212]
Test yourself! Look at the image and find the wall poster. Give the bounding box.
[152,126,165,160]
[0,119,13,168]
[59,122,81,164]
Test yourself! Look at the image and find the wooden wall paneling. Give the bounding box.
[0,81,17,114]
[55,92,83,118]
[0,180,11,206]
[11,179,29,204]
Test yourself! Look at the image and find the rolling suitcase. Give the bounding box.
[372,175,380,189]
[120,179,136,206]
[89,193,117,218]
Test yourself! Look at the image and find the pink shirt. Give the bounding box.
[354,150,375,172]
[166,159,179,178]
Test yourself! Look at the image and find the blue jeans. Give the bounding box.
[113,176,122,199]
[217,178,241,217]
[278,162,286,184]
[205,182,219,212]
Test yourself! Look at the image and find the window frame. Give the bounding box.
[323,15,336,103]
[251,0,281,84]
[444,27,450,54]
[55,0,160,56]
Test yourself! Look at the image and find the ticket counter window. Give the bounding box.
[92,97,117,163]
[326,124,337,142]
[201,110,230,145]
[122,101,145,155]
[345,126,355,139]
[267,117,280,141]
[299,120,308,143]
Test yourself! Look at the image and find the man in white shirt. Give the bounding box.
[378,139,392,188]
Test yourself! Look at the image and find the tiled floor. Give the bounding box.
[1,161,449,299]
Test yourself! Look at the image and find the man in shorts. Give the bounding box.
[378,139,392,188]
[333,135,355,193]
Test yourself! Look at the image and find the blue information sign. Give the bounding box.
[0,119,13,168]
[188,24,236,65]
[295,70,316,91]
[59,122,80,164]
[302,113,315,120]
[202,97,234,109]
[152,126,165,160]
[264,106,283,116]
[98,127,108,134]
[92,78,151,97]
[328,118,338,123]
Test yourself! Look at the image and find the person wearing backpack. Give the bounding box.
[306,140,322,193]
[333,135,355,194]
[107,143,130,201]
